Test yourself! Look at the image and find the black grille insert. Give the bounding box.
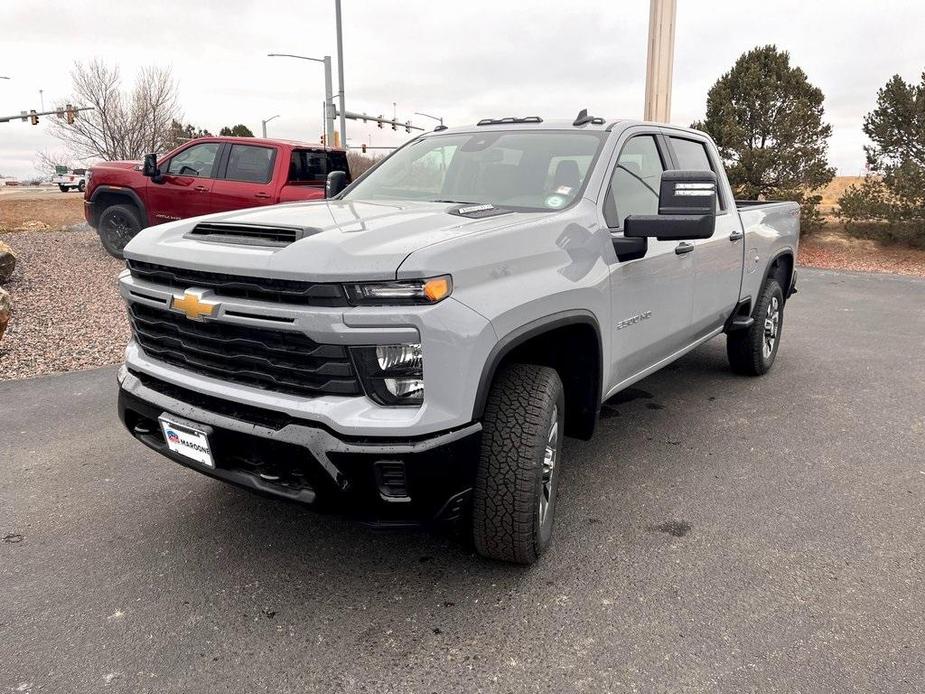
[127,260,348,306]
[129,302,361,397]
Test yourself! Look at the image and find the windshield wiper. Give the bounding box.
[430,199,481,205]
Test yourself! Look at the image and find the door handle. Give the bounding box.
[194,185,209,192]
[674,242,695,255]
[729,230,744,241]
[254,192,271,199]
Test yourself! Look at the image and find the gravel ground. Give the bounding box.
[0,226,128,380]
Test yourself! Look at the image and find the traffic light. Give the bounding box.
[405,121,411,134]
[320,133,326,145]
[391,120,396,131]
[29,110,38,126]
[377,115,383,129]
[361,143,367,154]
[65,104,76,124]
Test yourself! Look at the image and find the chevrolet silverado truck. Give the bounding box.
[84,136,350,258]
[116,113,798,564]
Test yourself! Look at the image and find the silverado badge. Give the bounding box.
[170,289,218,321]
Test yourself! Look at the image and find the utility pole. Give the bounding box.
[335,0,347,145]
[643,0,676,123]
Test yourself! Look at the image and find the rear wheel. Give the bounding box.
[58,184,69,193]
[471,364,565,564]
[77,180,85,193]
[97,204,142,259]
[727,278,785,376]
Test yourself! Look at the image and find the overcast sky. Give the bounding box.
[1,0,923,178]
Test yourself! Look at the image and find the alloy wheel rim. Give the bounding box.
[763,296,780,359]
[539,406,559,526]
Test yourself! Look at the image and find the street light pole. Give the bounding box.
[267,53,335,144]
[261,114,280,138]
[414,111,444,127]
[334,0,347,146]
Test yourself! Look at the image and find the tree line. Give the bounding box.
[47,55,924,245]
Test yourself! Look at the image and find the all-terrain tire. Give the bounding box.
[727,278,785,376]
[58,184,69,193]
[472,364,565,564]
[97,204,142,259]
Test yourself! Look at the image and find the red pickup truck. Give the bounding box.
[84,136,350,257]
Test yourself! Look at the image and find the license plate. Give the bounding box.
[158,415,214,468]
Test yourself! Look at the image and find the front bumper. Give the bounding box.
[84,199,98,228]
[118,368,481,524]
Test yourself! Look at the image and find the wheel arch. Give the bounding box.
[762,249,795,300]
[88,186,149,228]
[472,311,603,441]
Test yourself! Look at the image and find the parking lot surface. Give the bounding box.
[2,268,923,693]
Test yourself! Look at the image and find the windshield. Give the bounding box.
[342,130,605,211]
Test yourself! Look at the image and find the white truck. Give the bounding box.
[117,113,799,564]
[51,166,87,192]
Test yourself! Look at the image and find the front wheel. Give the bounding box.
[77,181,85,193]
[727,278,785,376]
[471,364,565,564]
[97,204,142,259]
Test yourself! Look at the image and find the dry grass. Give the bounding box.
[0,194,86,232]
[814,175,867,215]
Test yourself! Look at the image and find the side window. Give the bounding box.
[669,137,724,210]
[166,143,220,178]
[604,135,664,228]
[225,144,275,183]
[289,150,328,183]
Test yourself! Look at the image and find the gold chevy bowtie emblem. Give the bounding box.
[170,289,218,321]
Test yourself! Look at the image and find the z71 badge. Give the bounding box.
[616,311,652,330]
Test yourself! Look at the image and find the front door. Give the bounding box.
[146,141,221,223]
[666,134,743,336]
[602,132,695,388]
[208,143,279,213]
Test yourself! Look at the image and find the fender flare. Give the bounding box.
[471,310,603,425]
[89,186,149,227]
[761,248,795,297]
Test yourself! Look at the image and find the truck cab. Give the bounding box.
[116,115,798,564]
[84,137,350,257]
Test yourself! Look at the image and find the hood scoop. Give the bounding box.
[186,222,321,247]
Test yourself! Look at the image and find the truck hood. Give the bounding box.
[91,160,141,172]
[124,199,549,281]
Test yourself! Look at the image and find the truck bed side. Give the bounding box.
[736,200,800,303]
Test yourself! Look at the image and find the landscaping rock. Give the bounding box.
[0,287,11,343]
[0,240,15,283]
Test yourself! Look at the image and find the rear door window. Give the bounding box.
[669,136,725,210]
[224,144,276,183]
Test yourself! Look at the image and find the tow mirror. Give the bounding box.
[325,170,349,198]
[141,153,159,179]
[624,170,717,241]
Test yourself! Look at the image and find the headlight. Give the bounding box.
[343,275,452,306]
[351,343,424,406]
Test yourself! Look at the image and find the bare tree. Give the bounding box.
[34,150,79,177]
[49,59,180,161]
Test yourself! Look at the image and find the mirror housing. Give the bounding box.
[141,153,159,178]
[624,170,717,241]
[325,170,349,199]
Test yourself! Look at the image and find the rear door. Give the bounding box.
[602,130,696,385]
[146,141,221,222]
[209,143,279,212]
[665,133,743,336]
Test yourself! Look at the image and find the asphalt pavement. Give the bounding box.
[2,268,923,693]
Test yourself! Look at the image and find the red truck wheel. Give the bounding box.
[98,204,142,259]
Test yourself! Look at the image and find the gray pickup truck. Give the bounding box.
[117,113,798,564]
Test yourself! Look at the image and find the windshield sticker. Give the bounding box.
[544,195,566,209]
[555,186,573,196]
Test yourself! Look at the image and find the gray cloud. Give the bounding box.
[1,0,923,178]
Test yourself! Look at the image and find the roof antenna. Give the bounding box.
[573,108,605,127]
